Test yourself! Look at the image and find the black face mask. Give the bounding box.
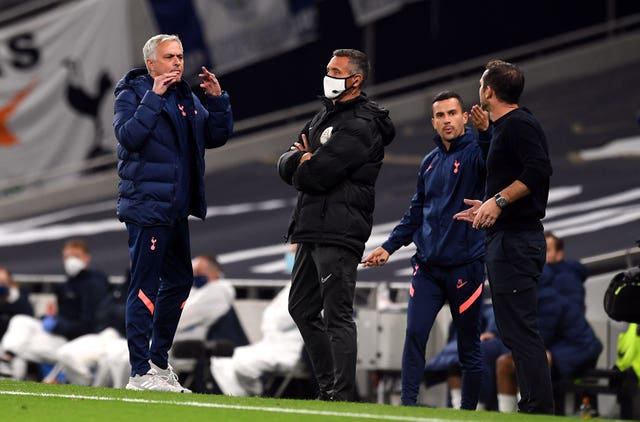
[193,275,208,288]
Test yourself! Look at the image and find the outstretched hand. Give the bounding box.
[453,199,483,223]
[362,246,390,267]
[454,198,502,230]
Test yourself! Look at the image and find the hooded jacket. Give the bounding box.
[278,94,395,257]
[382,128,490,267]
[113,68,233,226]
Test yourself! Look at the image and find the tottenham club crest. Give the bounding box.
[320,126,333,144]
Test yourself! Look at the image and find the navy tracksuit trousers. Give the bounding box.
[401,257,484,408]
[125,218,193,376]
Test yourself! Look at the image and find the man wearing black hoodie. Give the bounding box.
[278,49,395,401]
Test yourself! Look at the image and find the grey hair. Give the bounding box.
[332,49,370,86]
[143,34,182,62]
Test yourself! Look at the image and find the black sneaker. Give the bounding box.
[317,391,335,401]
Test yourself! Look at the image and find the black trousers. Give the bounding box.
[288,243,359,401]
[485,229,555,415]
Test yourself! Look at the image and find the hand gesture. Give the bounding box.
[290,133,310,152]
[471,198,502,230]
[362,246,390,267]
[453,199,483,223]
[453,198,501,230]
[291,134,312,163]
[470,105,489,131]
[152,69,181,96]
[199,66,222,96]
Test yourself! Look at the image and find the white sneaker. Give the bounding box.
[149,361,192,393]
[125,368,183,392]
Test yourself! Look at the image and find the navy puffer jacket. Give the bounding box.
[113,68,233,226]
[537,268,602,378]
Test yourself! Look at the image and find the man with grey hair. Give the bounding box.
[113,34,233,392]
[278,48,395,401]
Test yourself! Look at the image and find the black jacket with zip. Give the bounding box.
[278,94,395,257]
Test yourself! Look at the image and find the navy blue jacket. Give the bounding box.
[542,259,588,311]
[113,68,233,226]
[53,269,111,340]
[537,268,602,378]
[382,128,490,266]
[0,288,33,338]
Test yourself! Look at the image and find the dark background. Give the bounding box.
[219,0,640,120]
[0,0,639,282]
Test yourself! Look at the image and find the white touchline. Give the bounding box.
[0,390,464,422]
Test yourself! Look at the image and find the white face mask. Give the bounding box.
[323,74,355,99]
[64,256,86,277]
[7,287,19,304]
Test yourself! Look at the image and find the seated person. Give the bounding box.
[173,255,235,343]
[0,239,110,380]
[209,281,304,396]
[495,270,602,412]
[543,231,587,311]
[55,269,130,385]
[0,266,33,339]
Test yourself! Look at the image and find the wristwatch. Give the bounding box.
[494,193,508,209]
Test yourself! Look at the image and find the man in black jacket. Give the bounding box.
[278,49,395,401]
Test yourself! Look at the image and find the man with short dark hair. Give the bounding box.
[543,231,587,310]
[278,48,395,401]
[364,91,491,408]
[455,59,554,414]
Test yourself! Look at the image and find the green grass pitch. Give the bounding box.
[0,380,618,421]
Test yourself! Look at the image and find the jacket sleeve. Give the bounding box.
[277,150,304,185]
[277,122,311,185]
[113,89,165,152]
[201,92,233,149]
[382,161,427,254]
[292,120,371,193]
